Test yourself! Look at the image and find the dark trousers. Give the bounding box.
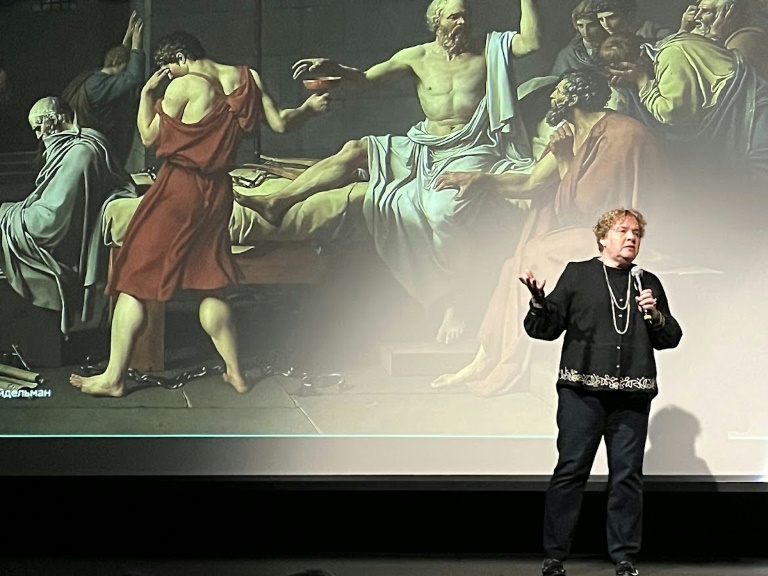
[543,385,652,564]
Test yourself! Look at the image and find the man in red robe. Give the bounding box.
[431,69,671,396]
[70,31,329,397]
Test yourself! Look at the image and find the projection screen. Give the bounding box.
[0,0,766,484]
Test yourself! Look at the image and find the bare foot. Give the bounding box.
[430,372,467,389]
[233,190,288,226]
[431,348,494,389]
[70,373,125,397]
[436,306,466,345]
[223,372,250,394]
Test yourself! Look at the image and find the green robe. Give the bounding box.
[637,32,768,176]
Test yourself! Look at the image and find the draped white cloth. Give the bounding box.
[363,30,535,308]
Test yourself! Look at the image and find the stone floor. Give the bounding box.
[0,257,563,439]
[0,332,560,438]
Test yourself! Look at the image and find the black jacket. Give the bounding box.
[524,257,683,395]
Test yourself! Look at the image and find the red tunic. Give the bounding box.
[107,66,261,301]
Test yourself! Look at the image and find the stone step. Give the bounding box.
[380,339,479,377]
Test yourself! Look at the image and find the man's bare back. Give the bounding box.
[162,63,246,124]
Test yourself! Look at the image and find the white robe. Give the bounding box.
[363,31,535,309]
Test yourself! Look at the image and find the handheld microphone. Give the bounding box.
[630,267,653,321]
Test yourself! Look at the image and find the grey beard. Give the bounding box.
[693,22,711,36]
[438,29,470,56]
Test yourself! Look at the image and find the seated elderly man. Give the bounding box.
[0,96,134,336]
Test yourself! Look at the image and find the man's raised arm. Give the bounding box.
[292,46,416,89]
[121,10,138,48]
[511,0,542,57]
[137,69,173,147]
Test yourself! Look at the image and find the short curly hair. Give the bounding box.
[425,0,449,32]
[153,31,207,68]
[561,69,612,111]
[103,45,130,68]
[593,208,647,251]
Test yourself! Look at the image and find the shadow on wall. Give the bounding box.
[644,404,714,481]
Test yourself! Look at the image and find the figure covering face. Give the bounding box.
[62,11,146,168]
[105,66,262,299]
[70,28,329,398]
[611,31,768,179]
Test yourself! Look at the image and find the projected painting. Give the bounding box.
[0,0,766,479]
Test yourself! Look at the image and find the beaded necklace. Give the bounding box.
[602,263,631,335]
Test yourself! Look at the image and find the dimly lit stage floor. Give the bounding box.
[2,555,768,576]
